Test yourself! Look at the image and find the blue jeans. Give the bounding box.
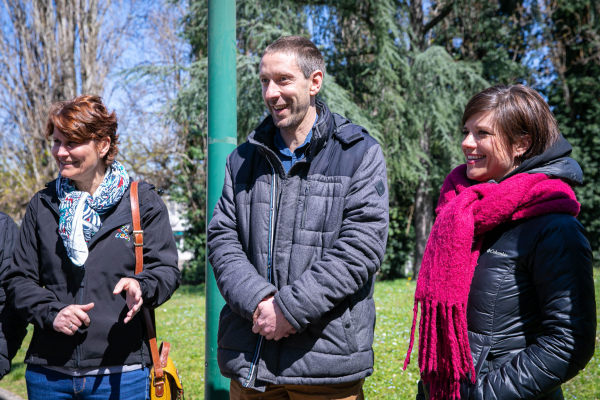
[26,365,150,400]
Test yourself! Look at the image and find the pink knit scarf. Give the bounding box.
[403,164,580,400]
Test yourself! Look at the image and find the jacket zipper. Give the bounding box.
[243,165,277,388]
[76,267,85,368]
[301,181,310,229]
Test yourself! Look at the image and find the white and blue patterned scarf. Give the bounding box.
[57,161,130,266]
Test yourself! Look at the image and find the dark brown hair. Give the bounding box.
[462,84,560,158]
[263,36,325,79]
[45,94,119,165]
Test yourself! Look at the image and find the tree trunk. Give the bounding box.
[412,129,433,279]
[409,0,434,279]
[410,0,425,51]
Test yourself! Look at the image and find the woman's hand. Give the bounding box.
[113,278,143,323]
[53,303,94,335]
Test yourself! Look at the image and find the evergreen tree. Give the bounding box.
[542,0,600,263]
[432,0,537,84]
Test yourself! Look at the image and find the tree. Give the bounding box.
[406,0,542,277]
[541,0,600,262]
[116,0,190,191]
[432,0,537,84]
[0,0,141,220]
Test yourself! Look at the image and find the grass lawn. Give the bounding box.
[1,270,598,399]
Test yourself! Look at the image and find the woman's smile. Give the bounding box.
[52,127,109,194]
[465,154,486,164]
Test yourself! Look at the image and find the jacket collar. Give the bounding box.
[247,100,336,171]
[40,179,136,249]
[40,180,61,214]
[499,136,583,186]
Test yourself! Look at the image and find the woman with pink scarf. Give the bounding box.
[405,85,596,400]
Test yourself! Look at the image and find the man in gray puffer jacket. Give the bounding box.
[207,36,389,398]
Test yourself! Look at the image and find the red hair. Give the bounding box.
[45,94,119,165]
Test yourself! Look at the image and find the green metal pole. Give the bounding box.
[205,0,236,398]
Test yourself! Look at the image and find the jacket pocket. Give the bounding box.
[217,304,255,353]
[342,303,359,354]
[217,304,234,344]
[299,180,344,233]
[284,299,351,355]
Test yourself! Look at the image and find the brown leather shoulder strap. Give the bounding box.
[131,181,144,275]
[130,181,164,382]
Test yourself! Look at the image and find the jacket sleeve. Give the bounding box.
[207,156,278,321]
[131,187,181,309]
[462,216,597,400]
[0,215,28,380]
[4,199,69,331]
[275,143,389,332]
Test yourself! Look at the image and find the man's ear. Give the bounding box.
[309,70,323,97]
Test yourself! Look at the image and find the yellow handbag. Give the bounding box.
[131,182,185,400]
[149,342,184,400]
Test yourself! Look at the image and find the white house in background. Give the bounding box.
[165,198,193,269]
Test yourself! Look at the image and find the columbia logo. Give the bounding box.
[487,248,508,257]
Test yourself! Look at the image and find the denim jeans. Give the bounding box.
[26,365,150,400]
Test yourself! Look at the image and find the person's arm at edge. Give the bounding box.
[0,215,28,379]
[207,155,277,321]
[4,198,68,331]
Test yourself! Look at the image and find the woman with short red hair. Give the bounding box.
[5,94,180,399]
[406,85,596,400]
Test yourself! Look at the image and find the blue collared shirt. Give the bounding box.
[274,113,318,174]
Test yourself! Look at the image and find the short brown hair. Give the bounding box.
[45,94,119,165]
[462,85,560,158]
[263,36,325,79]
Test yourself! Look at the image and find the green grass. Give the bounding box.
[1,271,599,399]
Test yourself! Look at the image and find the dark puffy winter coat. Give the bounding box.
[417,138,597,400]
[207,100,389,390]
[0,213,28,379]
[4,181,180,368]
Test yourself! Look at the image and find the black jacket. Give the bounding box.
[418,138,596,400]
[4,181,180,368]
[0,213,28,379]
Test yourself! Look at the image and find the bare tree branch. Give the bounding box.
[0,0,139,219]
[423,0,455,35]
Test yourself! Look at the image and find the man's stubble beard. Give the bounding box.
[273,108,306,131]
[271,87,311,132]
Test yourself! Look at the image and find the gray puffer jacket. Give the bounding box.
[207,100,389,391]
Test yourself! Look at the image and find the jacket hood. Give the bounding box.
[499,136,583,186]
